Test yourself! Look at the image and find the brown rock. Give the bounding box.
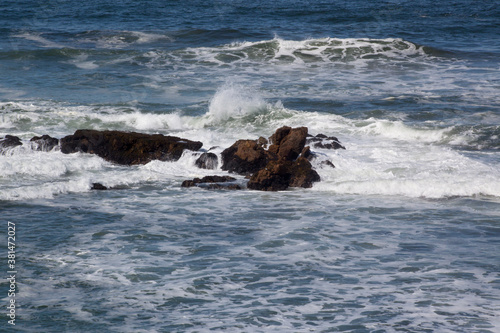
[221,139,275,175]
[60,130,202,165]
[247,156,320,191]
[247,160,291,191]
[268,126,308,161]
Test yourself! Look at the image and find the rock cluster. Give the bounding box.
[2,126,344,192]
[221,126,322,191]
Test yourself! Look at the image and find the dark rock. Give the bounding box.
[30,135,59,152]
[247,156,320,191]
[195,152,218,170]
[221,139,275,175]
[268,126,308,161]
[306,133,345,150]
[60,129,203,165]
[91,183,108,190]
[181,175,239,189]
[0,135,22,152]
[300,146,314,161]
[320,160,336,168]
[289,157,321,188]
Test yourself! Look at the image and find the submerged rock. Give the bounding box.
[306,133,345,150]
[60,129,203,165]
[181,175,241,190]
[30,135,59,152]
[0,135,22,152]
[91,183,108,190]
[195,152,218,170]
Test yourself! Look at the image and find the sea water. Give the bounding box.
[1,1,499,332]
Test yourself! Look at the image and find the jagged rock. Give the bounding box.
[247,156,320,191]
[268,126,308,161]
[195,152,218,170]
[91,183,108,190]
[320,160,335,168]
[60,129,203,165]
[306,133,345,150]
[30,135,59,152]
[0,135,22,152]
[181,175,239,189]
[221,139,275,175]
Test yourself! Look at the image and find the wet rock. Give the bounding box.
[221,139,275,175]
[91,183,108,190]
[30,134,59,152]
[0,135,22,152]
[60,129,203,165]
[195,152,218,170]
[306,133,345,150]
[247,156,320,191]
[181,175,240,190]
[268,126,308,161]
[320,160,336,168]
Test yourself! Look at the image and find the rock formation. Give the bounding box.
[222,126,322,191]
[60,129,203,165]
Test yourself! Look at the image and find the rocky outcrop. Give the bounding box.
[195,152,218,170]
[0,135,22,153]
[222,126,326,191]
[181,175,241,190]
[221,139,275,175]
[30,135,59,152]
[60,129,203,165]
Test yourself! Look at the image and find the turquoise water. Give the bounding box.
[1,1,500,331]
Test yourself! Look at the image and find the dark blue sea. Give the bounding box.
[1,1,500,332]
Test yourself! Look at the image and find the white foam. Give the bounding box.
[12,32,65,48]
[65,54,99,70]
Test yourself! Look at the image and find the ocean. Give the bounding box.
[1,0,500,332]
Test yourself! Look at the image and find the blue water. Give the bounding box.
[1,1,500,332]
